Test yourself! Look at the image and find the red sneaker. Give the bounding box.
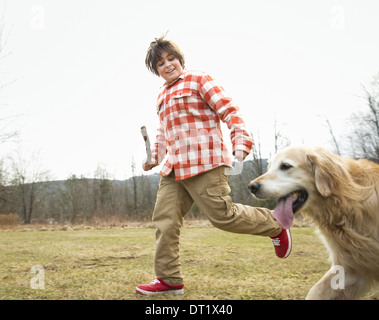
[136,278,184,295]
[270,228,292,259]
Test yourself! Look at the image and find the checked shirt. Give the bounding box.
[151,70,253,180]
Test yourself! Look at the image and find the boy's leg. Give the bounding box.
[152,172,194,286]
[181,166,281,237]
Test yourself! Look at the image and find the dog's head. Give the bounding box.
[248,146,356,228]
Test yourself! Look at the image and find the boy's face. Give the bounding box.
[156,51,183,83]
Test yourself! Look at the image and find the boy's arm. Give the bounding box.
[150,121,167,165]
[199,74,253,157]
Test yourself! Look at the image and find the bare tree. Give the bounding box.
[63,174,83,224]
[250,130,264,176]
[325,118,341,156]
[0,4,18,145]
[347,73,379,161]
[0,158,8,202]
[0,4,19,205]
[10,150,50,224]
[274,118,290,154]
[131,157,138,216]
[93,165,115,216]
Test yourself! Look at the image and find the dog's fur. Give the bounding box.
[249,146,379,299]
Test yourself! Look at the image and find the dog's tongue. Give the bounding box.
[272,196,294,229]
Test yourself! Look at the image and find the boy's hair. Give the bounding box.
[145,35,185,76]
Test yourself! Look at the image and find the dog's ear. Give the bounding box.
[306,148,368,206]
[306,148,359,198]
[315,167,333,197]
[306,152,332,197]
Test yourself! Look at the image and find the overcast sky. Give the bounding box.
[1,0,379,180]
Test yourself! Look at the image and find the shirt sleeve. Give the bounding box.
[150,121,167,165]
[198,74,253,155]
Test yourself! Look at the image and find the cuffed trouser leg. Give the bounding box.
[181,166,282,237]
[152,172,193,286]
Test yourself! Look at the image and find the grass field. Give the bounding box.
[1,222,378,300]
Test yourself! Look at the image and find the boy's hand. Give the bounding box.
[234,150,249,162]
[142,159,158,171]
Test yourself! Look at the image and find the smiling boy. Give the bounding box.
[136,35,292,295]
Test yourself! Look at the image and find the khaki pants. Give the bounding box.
[152,166,281,286]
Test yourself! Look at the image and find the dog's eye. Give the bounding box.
[280,163,293,171]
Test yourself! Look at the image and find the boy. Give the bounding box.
[136,36,291,295]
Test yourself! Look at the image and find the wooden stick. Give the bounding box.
[140,126,152,163]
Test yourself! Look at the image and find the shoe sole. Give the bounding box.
[136,287,184,295]
[282,229,292,259]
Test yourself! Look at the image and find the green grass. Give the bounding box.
[0,224,377,300]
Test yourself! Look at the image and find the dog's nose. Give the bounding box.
[248,181,261,194]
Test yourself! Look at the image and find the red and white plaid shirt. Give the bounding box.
[151,70,253,180]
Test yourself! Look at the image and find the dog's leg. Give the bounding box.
[306,267,339,300]
[306,265,369,300]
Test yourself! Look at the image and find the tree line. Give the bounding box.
[0,162,160,224]
[0,160,273,224]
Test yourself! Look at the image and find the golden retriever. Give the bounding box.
[248,146,379,299]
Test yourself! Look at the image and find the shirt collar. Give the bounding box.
[163,70,186,88]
